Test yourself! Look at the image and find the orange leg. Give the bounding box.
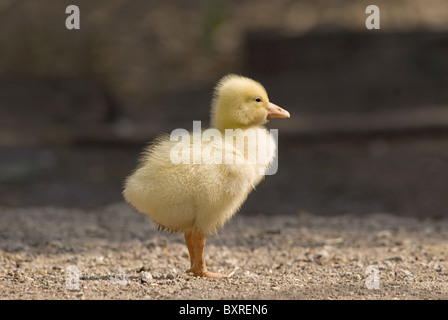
[184,232,227,278]
[184,232,195,273]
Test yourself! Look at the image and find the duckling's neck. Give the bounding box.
[213,124,264,133]
[211,118,265,132]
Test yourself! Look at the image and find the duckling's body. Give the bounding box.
[123,75,289,277]
[124,127,275,235]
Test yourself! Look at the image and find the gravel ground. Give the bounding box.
[1,203,448,300]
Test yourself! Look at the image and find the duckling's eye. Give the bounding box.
[255,98,262,103]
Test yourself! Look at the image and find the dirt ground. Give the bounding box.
[1,202,448,300]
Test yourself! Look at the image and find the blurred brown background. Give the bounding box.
[1,0,448,218]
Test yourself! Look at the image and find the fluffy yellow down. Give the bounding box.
[123,75,277,235]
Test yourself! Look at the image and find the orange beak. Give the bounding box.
[267,102,290,120]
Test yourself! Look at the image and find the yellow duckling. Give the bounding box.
[123,74,290,278]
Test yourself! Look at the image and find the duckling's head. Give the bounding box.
[210,74,290,130]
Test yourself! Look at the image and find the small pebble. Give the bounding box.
[140,271,153,283]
